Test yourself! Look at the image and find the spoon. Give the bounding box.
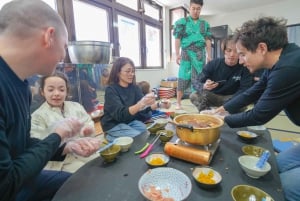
[97,139,117,153]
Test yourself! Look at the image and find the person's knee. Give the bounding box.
[280,169,300,201]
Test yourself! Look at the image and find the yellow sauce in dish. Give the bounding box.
[149,157,165,166]
[197,170,216,184]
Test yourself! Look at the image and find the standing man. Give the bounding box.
[0,1,99,201]
[173,0,212,109]
[216,17,300,201]
[190,35,253,112]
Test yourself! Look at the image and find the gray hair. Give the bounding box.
[0,0,66,38]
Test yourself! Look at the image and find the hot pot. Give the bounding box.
[173,114,224,145]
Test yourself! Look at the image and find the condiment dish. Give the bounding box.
[242,145,266,157]
[115,136,134,152]
[238,155,271,178]
[145,153,170,168]
[236,130,258,143]
[231,185,274,201]
[191,166,222,189]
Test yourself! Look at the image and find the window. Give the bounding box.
[73,1,109,41]
[287,24,300,46]
[68,0,163,69]
[118,15,141,66]
[145,25,161,66]
[144,3,160,21]
[169,7,188,61]
[116,0,138,11]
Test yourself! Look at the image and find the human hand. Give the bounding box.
[81,125,95,137]
[65,137,101,157]
[54,118,84,141]
[203,79,218,90]
[138,92,156,110]
[200,106,229,120]
[176,55,181,65]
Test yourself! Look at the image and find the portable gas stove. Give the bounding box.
[174,138,221,164]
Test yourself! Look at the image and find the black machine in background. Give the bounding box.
[210,25,231,59]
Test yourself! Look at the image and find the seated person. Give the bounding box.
[31,71,101,173]
[190,35,253,112]
[101,57,170,142]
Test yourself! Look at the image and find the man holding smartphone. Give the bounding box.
[190,35,253,112]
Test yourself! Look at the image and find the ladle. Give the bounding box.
[168,120,194,131]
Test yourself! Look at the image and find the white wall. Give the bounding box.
[205,0,300,30]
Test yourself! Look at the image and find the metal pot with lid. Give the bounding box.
[173,114,224,145]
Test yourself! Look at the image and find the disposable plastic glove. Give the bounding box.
[65,137,102,157]
[80,125,96,137]
[53,118,84,141]
[138,92,156,110]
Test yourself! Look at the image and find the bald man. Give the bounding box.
[0,1,99,201]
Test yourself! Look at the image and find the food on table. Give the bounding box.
[197,170,216,184]
[239,132,252,138]
[134,143,150,154]
[143,185,174,201]
[178,119,218,128]
[149,157,165,166]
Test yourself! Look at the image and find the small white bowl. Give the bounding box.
[236,131,258,143]
[115,137,134,152]
[238,155,271,179]
[247,125,267,135]
[145,153,170,168]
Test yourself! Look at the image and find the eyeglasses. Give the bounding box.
[121,70,135,74]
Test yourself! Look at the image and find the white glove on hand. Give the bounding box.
[53,118,84,141]
[65,137,101,157]
[138,92,156,110]
[80,125,96,137]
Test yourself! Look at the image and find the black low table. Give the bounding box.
[52,124,285,201]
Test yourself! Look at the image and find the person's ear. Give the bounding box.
[43,27,55,48]
[257,42,268,55]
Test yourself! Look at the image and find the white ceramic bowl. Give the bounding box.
[138,167,192,201]
[145,153,170,168]
[238,155,271,179]
[247,125,267,135]
[114,137,134,152]
[191,166,222,189]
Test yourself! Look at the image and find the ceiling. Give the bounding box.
[156,0,283,15]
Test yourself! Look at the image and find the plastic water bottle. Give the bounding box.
[256,150,270,169]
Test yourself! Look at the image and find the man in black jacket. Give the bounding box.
[0,1,100,201]
[190,35,253,112]
[215,16,300,201]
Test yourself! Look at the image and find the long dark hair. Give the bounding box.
[107,57,136,85]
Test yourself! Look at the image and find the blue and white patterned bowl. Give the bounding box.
[138,167,192,201]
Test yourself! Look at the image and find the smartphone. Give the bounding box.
[214,80,226,84]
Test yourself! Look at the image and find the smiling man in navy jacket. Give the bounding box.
[216,16,300,201]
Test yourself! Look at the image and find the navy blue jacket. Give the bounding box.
[224,43,300,127]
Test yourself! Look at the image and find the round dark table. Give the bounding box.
[52,124,285,201]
